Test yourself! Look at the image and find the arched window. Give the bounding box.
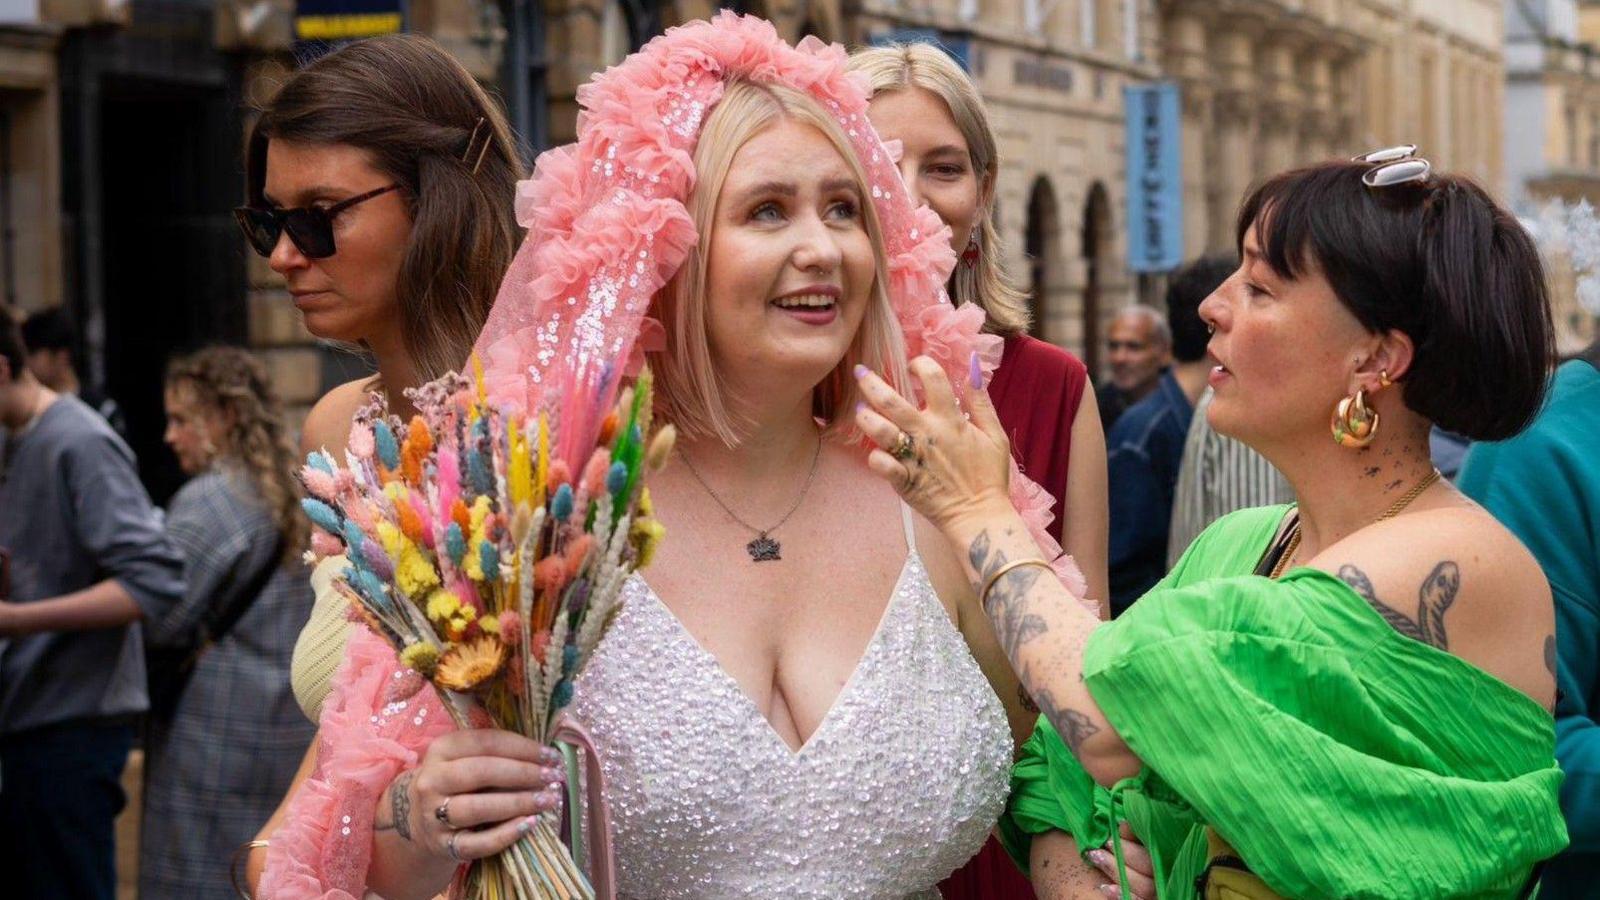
[1081,181,1112,375]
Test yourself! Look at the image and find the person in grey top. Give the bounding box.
[0,308,185,900]
[139,346,315,897]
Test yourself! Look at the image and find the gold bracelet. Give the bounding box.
[229,839,270,900]
[979,558,1054,612]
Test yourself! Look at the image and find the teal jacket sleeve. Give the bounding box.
[1460,362,1600,854]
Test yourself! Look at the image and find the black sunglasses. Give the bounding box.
[234,184,400,259]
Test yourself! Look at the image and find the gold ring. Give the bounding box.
[890,431,915,461]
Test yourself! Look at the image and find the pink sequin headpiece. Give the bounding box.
[473,12,1087,597]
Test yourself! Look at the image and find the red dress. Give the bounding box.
[939,334,1088,898]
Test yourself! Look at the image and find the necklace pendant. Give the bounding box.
[746,533,781,562]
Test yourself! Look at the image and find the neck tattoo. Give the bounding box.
[678,435,823,562]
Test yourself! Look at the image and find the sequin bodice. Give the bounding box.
[572,527,1011,899]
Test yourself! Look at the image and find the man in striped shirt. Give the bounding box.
[1166,386,1294,568]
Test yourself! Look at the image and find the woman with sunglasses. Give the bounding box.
[852,150,1569,898]
[232,36,568,892]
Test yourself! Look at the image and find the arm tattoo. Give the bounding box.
[1018,683,1040,713]
[1337,561,1460,650]
[970,527,1099,753]
[1545,634,1557,678]
[378,770,416,841]
[968,528,1048,658]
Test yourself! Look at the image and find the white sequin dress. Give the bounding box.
[572,505,1012,899]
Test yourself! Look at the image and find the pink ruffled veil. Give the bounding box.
[473,11,1087,598]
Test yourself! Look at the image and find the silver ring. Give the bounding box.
[434,796,452,827]
[447,829,464,863]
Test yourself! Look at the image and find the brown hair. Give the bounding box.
[848,43,1031,337]
[246,35,523,381]
[166,346,309,565]
[646,80,910,446]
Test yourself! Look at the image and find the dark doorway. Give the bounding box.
[1024,176,1059,343]
[1081,181,1111,377]
[98,84,245,503]
[60,7,247,505]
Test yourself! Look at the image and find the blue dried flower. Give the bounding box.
[479,541,500,581]
[301,498,341,536]
[374,421,400,470]
[552,484,574,521]
[551,679,574,709]
[561,643,579,676]
[444,522,467,566]
[468,447,493,496]
[606,461,628,495]
[342,521,369,567]
[306,452,334,475]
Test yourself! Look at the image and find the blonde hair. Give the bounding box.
[648,79,910,446]
[848,43,1031,337]
[166,346,309,566]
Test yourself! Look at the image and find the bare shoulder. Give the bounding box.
[300,379,379,458]
[1310,504,1555,707]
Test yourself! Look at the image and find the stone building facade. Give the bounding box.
[1160,0,1504,261]
[4,0,1531,497]
[1505,0,1600,353]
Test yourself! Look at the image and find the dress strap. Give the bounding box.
[899,501,917,555]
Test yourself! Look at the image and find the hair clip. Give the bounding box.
[462,117,492,176]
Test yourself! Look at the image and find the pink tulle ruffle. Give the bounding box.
[471,10,1090,604]
[259,628,455,899]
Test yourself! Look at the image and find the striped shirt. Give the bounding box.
[1166,387,1294,568]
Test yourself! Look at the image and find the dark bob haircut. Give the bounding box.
[1236,161,1554,441]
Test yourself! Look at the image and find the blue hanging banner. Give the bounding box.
[1124,82,1183,272]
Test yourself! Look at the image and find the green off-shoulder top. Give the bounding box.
[1001,505,1568,899]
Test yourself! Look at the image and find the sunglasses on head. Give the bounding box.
[234,183,400,259]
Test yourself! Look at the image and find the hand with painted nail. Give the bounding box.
[1086,822,1155,900]
[374,729,565,879]
[853,354,1013,540]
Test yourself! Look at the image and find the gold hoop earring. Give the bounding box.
[1378,370,1393,387]
[1332,388,1380,448]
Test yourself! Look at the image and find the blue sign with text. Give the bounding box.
[1124,83,1183,272]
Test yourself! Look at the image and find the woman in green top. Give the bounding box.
[849,148,1568,899]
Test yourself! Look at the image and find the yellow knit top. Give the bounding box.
[290,556,356,722]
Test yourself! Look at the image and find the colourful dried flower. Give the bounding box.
[434,636,507,691]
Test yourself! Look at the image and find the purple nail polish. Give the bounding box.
[968,351,983,390]
[853,364,869,379]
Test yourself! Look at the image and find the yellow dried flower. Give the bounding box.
[630,517,666,568]
[434,636,507,691]
[477,614,501,635]
[376,521,407,563]
[425,590,461,624]
[399,642,440,676]
[395,544,441,597]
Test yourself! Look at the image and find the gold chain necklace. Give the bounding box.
[1269,468,1442,580]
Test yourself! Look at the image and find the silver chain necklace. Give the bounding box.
[677,436,823,562]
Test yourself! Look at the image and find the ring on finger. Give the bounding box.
[447,829,464,863]
[434,796,453,828]
[889,431,915,461]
